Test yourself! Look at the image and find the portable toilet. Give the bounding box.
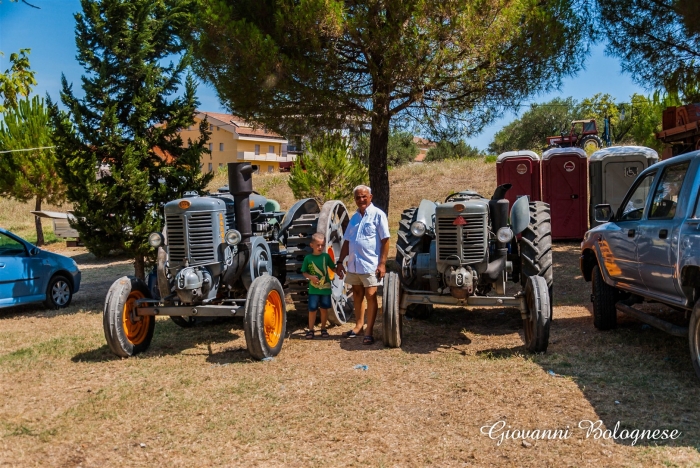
[496,150,541,207]
[541,147,589,240]
[589,146,659,227]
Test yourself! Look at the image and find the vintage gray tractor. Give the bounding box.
[103,162,352,360]
[384,184,553,352]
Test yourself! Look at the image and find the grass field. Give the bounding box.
[1,159,700,467]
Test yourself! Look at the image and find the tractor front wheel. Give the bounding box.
[382,271,403,348]
[244,275,287,360]
[103,276,155,357]
[523,275,551,353]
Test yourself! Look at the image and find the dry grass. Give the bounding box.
[1,161,700,467]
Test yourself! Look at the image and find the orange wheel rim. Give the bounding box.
[122,290,149,345]
[263,289,283,348]
[326,245,336,280]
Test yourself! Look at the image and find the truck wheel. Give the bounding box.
[44,274,73,309]
[592,265,617,330]
[688,301,700,379]
[103,276,155,357]
[520,201,553,314]
[382,271,402,347]
[244,275,287,360]
[523,275,551,353]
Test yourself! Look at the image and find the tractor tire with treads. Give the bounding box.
[395,207,434,319]
[285,200,353,325]
[579,135,603,153]
[244,275,286,360]
[382,271,402,348]
[103,276,155,357]
[520,201,553,314]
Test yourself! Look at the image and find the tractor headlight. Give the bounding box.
[224,229,242,246]
[410,221,426,237]
[148,232,163,248]
[496,227,513,243]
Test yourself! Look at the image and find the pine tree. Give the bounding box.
[50,0,212,278]
[0,96,64,245]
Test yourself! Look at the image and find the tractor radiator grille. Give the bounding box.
[166,212,217,265]
[436,213,487,264]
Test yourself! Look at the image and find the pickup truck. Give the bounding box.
[580,151,700,379]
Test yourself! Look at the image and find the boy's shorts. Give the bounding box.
[344,272,380,287]
[308,294,332,312]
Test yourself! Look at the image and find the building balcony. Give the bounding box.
[237,152,297,163]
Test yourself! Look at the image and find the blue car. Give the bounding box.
[0,227,81,309]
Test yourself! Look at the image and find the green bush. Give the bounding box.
[288,135,368,205]
[425,140,482,162]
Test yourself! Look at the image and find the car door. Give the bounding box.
[638,161,692,300]
[679,183,700,307]
[601,170,656,287]
[0,232,35,303]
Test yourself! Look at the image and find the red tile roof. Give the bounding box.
[198,111,286,140]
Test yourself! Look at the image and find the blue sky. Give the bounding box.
[0,0,647,151]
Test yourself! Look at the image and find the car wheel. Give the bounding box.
[688,301,700,380]
[592,265,617,330]
[44,274,73,309]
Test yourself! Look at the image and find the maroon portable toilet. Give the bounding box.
[496,150,541,207]
[541,147,588,240]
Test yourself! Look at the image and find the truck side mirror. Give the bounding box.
[594,204,614,223]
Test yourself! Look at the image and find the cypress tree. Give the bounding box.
[50,0,212,278]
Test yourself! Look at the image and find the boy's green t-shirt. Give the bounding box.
[301,252,336,295]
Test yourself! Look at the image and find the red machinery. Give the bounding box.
[656,104,700,158]
[546,119,604,153]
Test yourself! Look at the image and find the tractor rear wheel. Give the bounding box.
[244,275,287,360]
[688,300,700,379]
[523,275,551,353]
[382,271,402,348]
[396,207,420,287]
[103,276,155,357]
[286,200,353,325]
[520,201,553,314]
[579,135,603,154]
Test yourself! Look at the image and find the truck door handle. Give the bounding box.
[571,194,578,199]
[659,229,668,239]
[0,263,4,268]
[628,229,635,237]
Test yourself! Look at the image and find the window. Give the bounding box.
[208,143,213,152]
[209,124,213,131]
[268,165,274,173]
[219,163,225,169]
[268,145,274,154]
[254,145,260,155]
[0,233,25,256]
[618,171,656,222]
[208,163,213,173]
[219,143,224,151]
[649,161,690,219]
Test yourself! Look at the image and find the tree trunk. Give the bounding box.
[368,109,391,215]
[34,197,44,246]
[134,254,146,281]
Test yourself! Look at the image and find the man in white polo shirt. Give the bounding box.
[337,185,390,345]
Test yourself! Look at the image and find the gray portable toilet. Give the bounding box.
[589,146,658,227]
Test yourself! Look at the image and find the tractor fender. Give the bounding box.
[415,199,437,230]
[276,198,320,242]
[510,196,530,235]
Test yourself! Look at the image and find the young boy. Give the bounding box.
[301,232,336,339]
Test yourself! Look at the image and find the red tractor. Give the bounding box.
[546,119,604,153]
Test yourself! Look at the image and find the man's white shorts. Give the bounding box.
[344,272,380,287]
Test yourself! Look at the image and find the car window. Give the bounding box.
[649,161,690,220]
[619,171,656,222]
[0,233,26,256]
